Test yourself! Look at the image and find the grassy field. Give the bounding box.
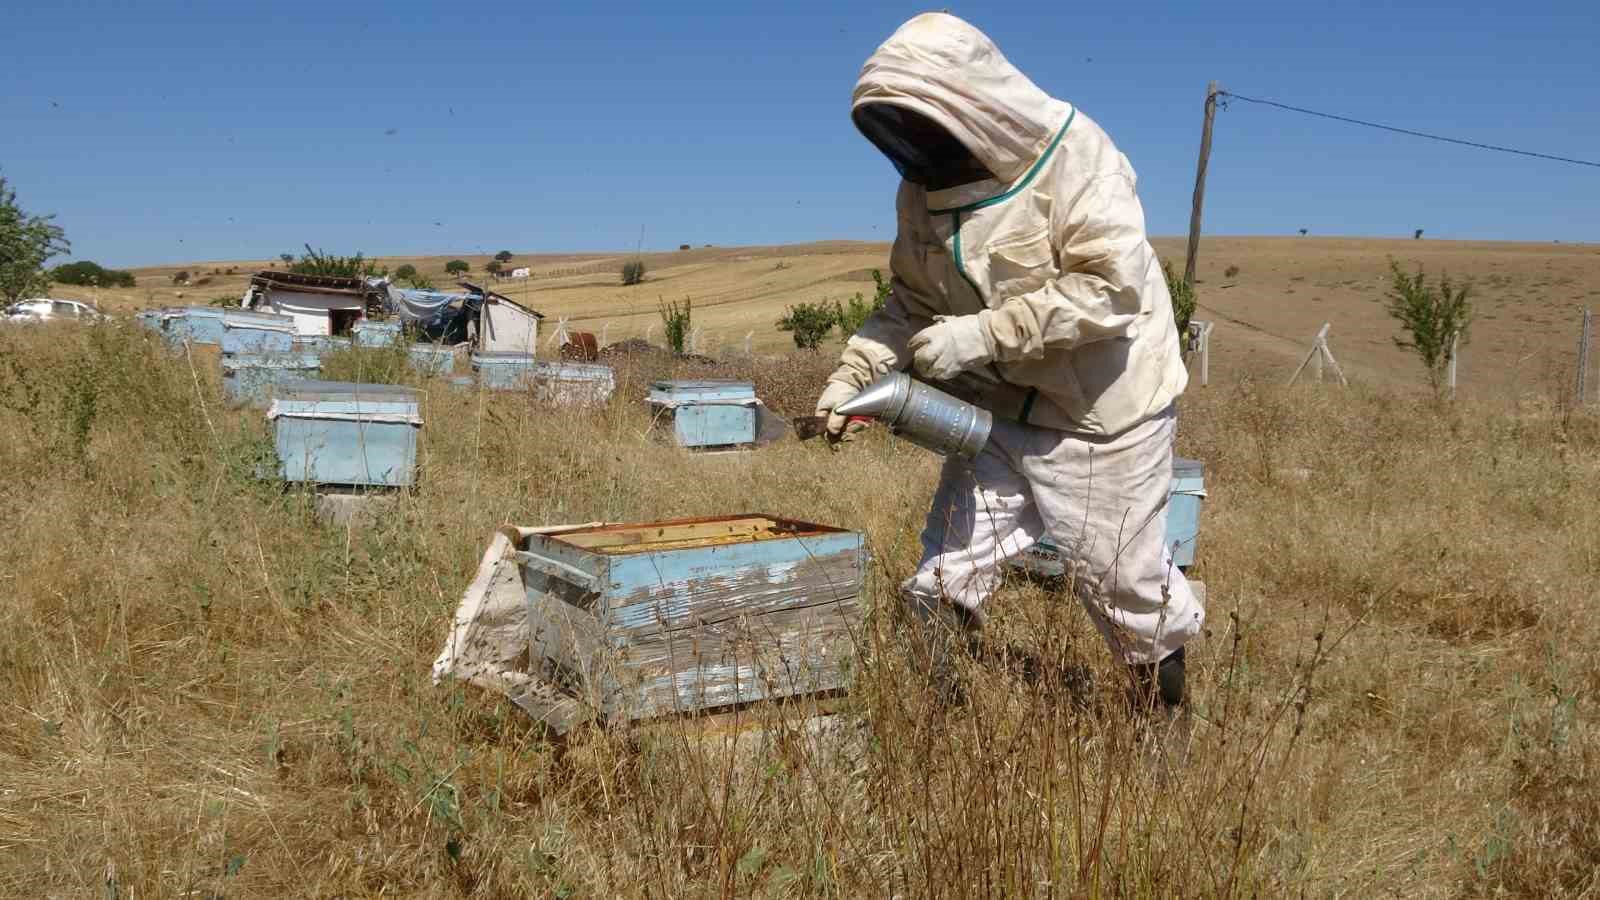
[48,236,1600,395]
[1,317,1597,896]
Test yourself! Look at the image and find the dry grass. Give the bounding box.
[1,321,1598,897]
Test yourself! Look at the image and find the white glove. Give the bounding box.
[815,378,869,444]
[908,313,995,381]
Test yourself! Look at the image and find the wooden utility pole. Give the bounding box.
[1579,308,1593,406]
[1183,81,1221,291]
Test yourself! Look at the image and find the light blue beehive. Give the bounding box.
[472,351,536,390]
[221,352,322,406]
[292,334,353,355]
[1011,456,1207,576]
[164,307,227,346]
[352,320,402,347]
[220,310,297,354]
[269,380,421,488]
[517,514,866,728]
[408,344,457,376]
[648,380,758,448]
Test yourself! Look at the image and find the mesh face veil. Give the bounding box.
[852,103,994,189]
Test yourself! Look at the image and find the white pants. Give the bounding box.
[902,407,1203,666]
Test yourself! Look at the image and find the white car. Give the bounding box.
[4,299,106,323]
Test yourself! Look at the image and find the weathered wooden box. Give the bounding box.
[533,362,615,406]
[268,380,422,488]
[220,310,297,354]
[221,352,322,406]
[519,515,865,725]
[353,319,402,347]
[1012,456,1207,576]
[648,380,758,448]
[471,351,536,390]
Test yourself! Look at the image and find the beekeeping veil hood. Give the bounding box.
[851,13,1073,187]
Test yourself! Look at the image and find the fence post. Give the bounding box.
[1579,308,1593,406]
[1447,330,1459,399]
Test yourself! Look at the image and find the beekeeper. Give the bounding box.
[817,12,1203,710]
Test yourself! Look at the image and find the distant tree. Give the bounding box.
[621,259,647,286]
[485,260,503,277]
[679,244,691,251]
[52,261,135,288]
[393,263,418,281]
[279,253,295,264]
[0,176,70,304]
[1385,260,1472,398]
[171,270,191,285]
[494,250,513,263]
[1414,229,1424,240]
[1298,228,1308,236]
[444,259,469,275]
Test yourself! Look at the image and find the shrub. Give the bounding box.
[622,259,647,286]
[1162,260,1196,346]
[51,261,135,288]
[171,271,191,285]
[1385,259,1472,397]
[1223,265,1240,279]
[678,244,691,251]
[776,302,838,350]
[444,259,469,275]
[288,245,386,278]
[659,297,691,355]
[836,268,890,336]
[485,260,503,277]
[393,264,418,281]
[206,294,238,307]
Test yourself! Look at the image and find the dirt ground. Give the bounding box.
[54,236,1600,398]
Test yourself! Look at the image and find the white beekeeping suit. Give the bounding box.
[817,12,1202,706]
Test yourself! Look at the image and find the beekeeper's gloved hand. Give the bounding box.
[908,312,996,381]
[816,378,869,445]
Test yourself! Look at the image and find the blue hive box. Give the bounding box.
[647,380,758,449]
[353,320,402,347]
[220,310,297,354]
[517,514,866,726]
[165,307,227,346]
[292,335,353,355]
[221,352,322,406]
[408,344,457,376]
[472,351,536,390]
[269,380,421,488]
[1012,457,1207,575]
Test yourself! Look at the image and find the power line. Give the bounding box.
[1218,90,1600,170]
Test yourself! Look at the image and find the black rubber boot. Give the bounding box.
[1129,645,1186,713]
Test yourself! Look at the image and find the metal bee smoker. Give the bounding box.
[834,372,993,461]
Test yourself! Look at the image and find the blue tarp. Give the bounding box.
[383,285,479,342]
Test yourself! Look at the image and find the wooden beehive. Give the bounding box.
[221,351,322,406]
[648,379,758,449]
[269,380,421,488]
[220,310,297,354]
[518,514,865,726]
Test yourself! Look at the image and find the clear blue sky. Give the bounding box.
[4,1,1597,267]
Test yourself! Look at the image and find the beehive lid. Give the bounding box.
[538,362,613,380]
[472,351,536,364]
[537,514,846,556]
[1173,457,1205,495]
[647,379,756,405]
[181,306,226,320]
[354,320,401,331]
[267,379,421,423]
[223,310,296,331]
[221,352,322,371]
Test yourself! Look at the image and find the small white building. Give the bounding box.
[246,271,380,337]
[509,267,531,279]
[475,291,544,353]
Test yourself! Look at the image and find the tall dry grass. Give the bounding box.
[0,321,1596,897]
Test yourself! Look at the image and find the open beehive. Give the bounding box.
[518,514,866,726]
